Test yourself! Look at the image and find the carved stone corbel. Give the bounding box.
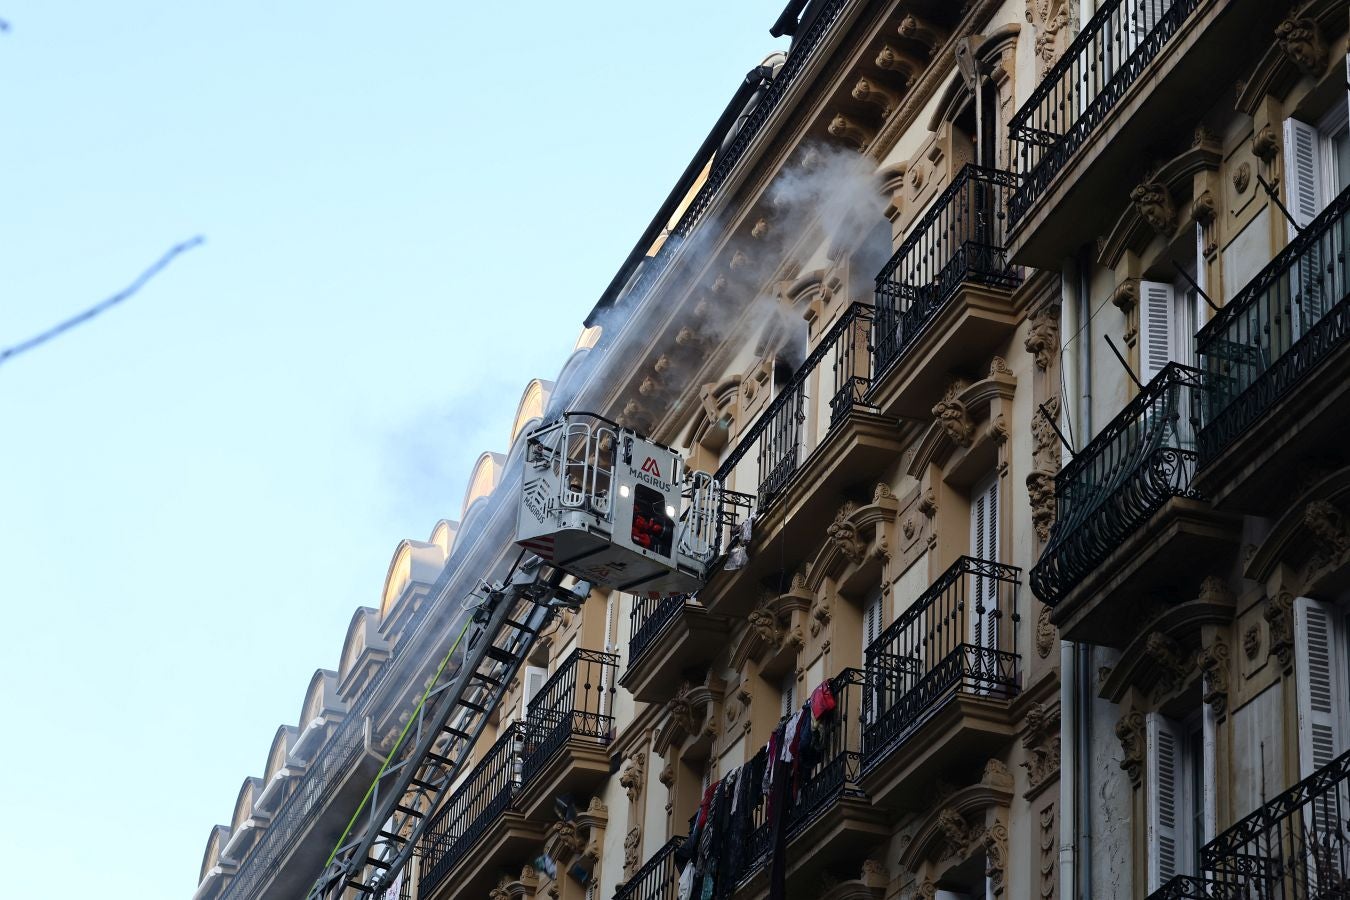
[932,378,975,447]
[1129,180,1176,235]
[876,44,925,81]
[826,501,866,564]
[1145,631,1195,698]
[897,12,949,53]
[1111,278,1140,347]
[1116,711,1146,786]
[984,820,1009,894]
[1026,0,1073,77]
[619,748,646,803]
[1021,701,1062,795]
[853,76,900,116]
[1024,300,1060,371]
[828,113,875,150]
[1198,635,1231,717]
[1275,13,1327,75]
[1265,591,1296,668]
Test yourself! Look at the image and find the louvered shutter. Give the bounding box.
[1284,117,1327,333]
[600,591,616,717]
[969,475,1001,652]
[1138,280,1175,383]
[1146,712,1183,890]
[781,669,796,719]
[1295,596,1345,778]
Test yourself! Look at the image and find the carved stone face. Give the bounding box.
[1275,17,1325,73]
[1129,182,1174,233]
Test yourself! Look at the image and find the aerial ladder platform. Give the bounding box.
[306,412,724,900]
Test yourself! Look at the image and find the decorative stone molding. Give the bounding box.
[1021,702,1061,796]
[937,808,977,860]
[984,820,1009,893]
[658,763,674,788]
[1233,162,1252,194]
[1116,711,1146,786]
[1028,394,1062,542]
[897,12,949,53]
[853,76,900,116]
[983,758,1015,791]
[1192,189,1218,256]
[1129,180,1176,234]
[1024,301,1060,371]
[1026,0,1073,76]
[1034,605,1057,659]
[828,113,875,150]
[619,749,645,803]
[1198,635,1231,717]
[1197,575,1234,606]
[545,799,608,882]
[918,487,937,519]
[1265,591,1295,668]
[1275,13,1326,75]
[989,355,1013,378]
[1110,278,1140,346]
[623,825,641,878]
[1145,630,1195,698]
[1252,124,1280,164]
[1243,624,1262,660]
[1039,804,1057,899]
[932,378,975,447]
[827,501,866,564]
[1305,499,1350,571]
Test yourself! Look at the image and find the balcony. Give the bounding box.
[735,669,887,893]
[1145,747,1350,899]
[1030,364,1237,643]
[419,725,543,900]
[614,836,685,900]
[620,592,732,703]
[515,648,618,818]
[1196,183,1350,513]
[704,303,902,615]
[860,557,1022,807]
[1006,0,1278,265]
[868,164,1021,419]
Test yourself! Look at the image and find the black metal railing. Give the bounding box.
[614,836,686,900]
[1198,183,1350,464]
[1007,0,1203,227]
[713,303,875,509]
[872,164,1019,379]
[1147,748,1350,899]
[739,668,868,881]
[862,557,1021,769]
[628,594,696,667]
[418,723,524,894]
[1030,363,1205,606]
[520,648,618,785]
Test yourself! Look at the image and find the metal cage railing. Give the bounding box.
[872,164,1020,380]
[1007,0,1203,227]
[614,836,686,900]
[862,556,1021,770]
[1030,363,1205,606]
[520,648,618,785]
[1197,183,1350,465]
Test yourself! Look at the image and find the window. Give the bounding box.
[1283,107,1349,337]
[863,588,884,723]
[1147,711,1206,890]
[521,665,548,722]
[1294,596,1348,780]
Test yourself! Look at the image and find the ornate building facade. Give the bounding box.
[193,1,1350,898]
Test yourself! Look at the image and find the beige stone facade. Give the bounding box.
[195,1,1350,899]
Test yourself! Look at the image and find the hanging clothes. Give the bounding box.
[809,680,836,719]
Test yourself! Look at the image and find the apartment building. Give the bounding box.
[193,1,1350,898]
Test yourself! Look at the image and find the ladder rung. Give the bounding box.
[346,881,376,894]
[394,803,423,818]
[485,646,518,663]
[504,617,538,634]
[442,726,472,741]
[410,777,438,791]
[458,699,489,713]
[471,670,504,688]
[426,751,453,766]
[366,857,391,871]
[378,830,401,841]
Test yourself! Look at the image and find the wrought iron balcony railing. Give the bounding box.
[1006,0,1202,228]
[419,723,524,895]
[1198,183,1350,464]
[614,836,685,900]
[739,668,867,882]
[628,593,697,667]
[520,648,618,785]
[1145,747,1350,899]
[713,302,875,510]
[872,164,1019,379]
[1029,363,1204,607]
[861,556,1021,769]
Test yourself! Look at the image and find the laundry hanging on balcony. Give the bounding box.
[673,677,839,900]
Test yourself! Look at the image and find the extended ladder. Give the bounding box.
[307,555,584,899]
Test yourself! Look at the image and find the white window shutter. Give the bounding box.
[863,590,884,656]
[969,475,1001,651]
[1294,596,1345,779]
[521,665,548,720]
[1284,117,1328,333]
[1146,712,1183,890]
[1138,280,1175,383]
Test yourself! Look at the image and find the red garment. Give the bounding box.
[695,780,719,829]
[809,681,836,720]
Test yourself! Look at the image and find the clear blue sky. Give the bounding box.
[0,3,785,894]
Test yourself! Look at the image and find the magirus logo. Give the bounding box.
[641,457,662,478]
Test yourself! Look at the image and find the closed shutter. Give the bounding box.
[864,589,884,655]
[1139,280,1175,383]
[600,591,616,717]
[522,666,548,721]
[970,475,1001,651]
[1146,712,1183,890]
[1294,596,1345,779]
[862,590,884,724]
[1285,117,1327,334]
